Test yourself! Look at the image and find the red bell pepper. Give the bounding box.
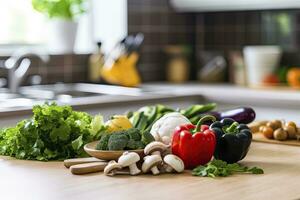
[171,115,216,169]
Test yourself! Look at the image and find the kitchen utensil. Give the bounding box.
[197,51,226,82]
[64,157,104,168]
[84,141,144,160]
[243,46,282,86]
[101,33,143,87]
[198,56,226,82]
[70,162,108,175]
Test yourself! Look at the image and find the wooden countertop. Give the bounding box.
[1,142,300,200]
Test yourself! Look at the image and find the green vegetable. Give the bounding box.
[126,139,138,149]
[141,131,155,145]
[192,159,264,178]
[128,103,216,132]
[32,0,87,20]
[126,140,144,149]
[136,112,149,131]
[96,134,110,150]
[108,133,128,151]
[95,128,154,151]
[181,103,217,119]
[0,103,105,161]
[126,128,141,141]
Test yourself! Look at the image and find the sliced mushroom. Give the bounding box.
[144,141,169,157]
[118,151,141,175]
[163,154,184,173]
[142,155,162,175]
[104,160,128,176]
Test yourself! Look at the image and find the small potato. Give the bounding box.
[286,121,297,129]
[248,122,261,133]
[273,128,288,141]
[284,125,297,139]
[296,128,300,141]
[259,126,265,133]
[267,120,282,130]
[262,126,274,139]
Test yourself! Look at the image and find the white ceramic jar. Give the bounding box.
[243,46,282,86]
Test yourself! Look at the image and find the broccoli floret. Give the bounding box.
[126,139,137,149]
[126,139,145,150]
[126,128,141,141]
[141,131,155,145]
[96,134,110,150]
[108,133,128,150]
[134,141,145,149]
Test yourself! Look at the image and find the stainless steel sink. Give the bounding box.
[0,83,177,111]
[19,83,143,100]
[0,83,146,110]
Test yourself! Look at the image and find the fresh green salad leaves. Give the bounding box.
[0,103,105,161]
[192,159,264,178]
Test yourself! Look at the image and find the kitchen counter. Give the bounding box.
[1,142,299,200]
[1,82,300,128]
[0,82,300,118]
[143,83,300,108]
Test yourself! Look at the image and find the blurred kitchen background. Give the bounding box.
[2,0,300,124]
[1,0,300,87]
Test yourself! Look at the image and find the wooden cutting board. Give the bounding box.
[252,133,300,146]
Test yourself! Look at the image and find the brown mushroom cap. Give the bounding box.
[144,141,169,155]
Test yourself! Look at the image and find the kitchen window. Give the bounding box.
[0,0,45,45]
[0,0,128,54]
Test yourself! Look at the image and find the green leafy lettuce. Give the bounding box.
[0,103,105,161]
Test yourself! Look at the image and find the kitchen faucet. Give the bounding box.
[1,49,49,93]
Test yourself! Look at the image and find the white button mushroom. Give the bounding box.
[150,112,190,144]
[118,151,141,175]
[163,154,184,173]
[144,141,169,157]
[104,160,128,176]
[142,155,162,175]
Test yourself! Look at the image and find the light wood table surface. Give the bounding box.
[0,142,299,200]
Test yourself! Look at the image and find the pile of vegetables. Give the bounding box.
[0,101,259,171]
[126,103,217,132]
[251,119,300,141]
[96,128,155,151]
[0,103,105,161]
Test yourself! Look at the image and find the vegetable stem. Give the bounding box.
[225,122,239,134]
[195,115,216,132]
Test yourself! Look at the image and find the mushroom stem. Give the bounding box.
[129,164,141,175]
[152,151,162,157]
[150,166,160,175]
[165,165,174,173]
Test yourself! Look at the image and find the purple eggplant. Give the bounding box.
[208,107,256,124]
